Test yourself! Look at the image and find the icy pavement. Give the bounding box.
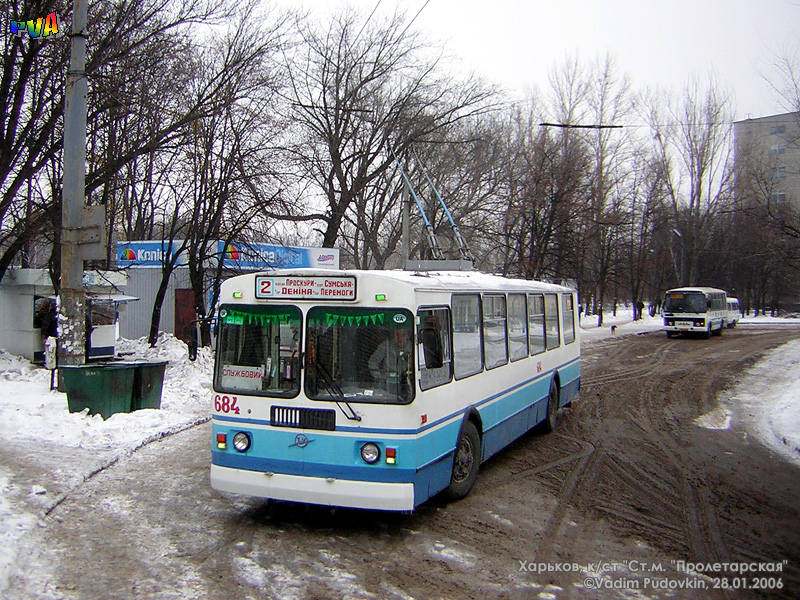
[0,313,798,595]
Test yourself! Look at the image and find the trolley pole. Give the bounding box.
[401,185,410,267]
[59,0,89,387]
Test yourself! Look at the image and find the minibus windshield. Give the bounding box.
[664,292,708,314]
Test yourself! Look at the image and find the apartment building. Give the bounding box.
[734,111,800,209]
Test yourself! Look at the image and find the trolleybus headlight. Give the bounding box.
[360,442,381,464]
[233,432,251,453]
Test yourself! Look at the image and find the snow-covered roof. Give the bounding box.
[665,286,727,295]
[262,268,575,293]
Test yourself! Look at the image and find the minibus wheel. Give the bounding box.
[445,421,480,500]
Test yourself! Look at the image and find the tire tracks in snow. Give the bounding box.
[43,415,210,517]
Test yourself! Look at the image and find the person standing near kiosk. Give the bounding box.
[37,299,58,341]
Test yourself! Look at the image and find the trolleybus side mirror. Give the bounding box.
[420,327,443,369]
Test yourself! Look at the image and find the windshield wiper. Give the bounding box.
[315,358,361,422]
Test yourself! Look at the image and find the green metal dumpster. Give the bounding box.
[131,360,168,411]
[62,360,169,419]
[62,363,137,419]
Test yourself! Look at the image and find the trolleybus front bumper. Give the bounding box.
[211,464,415,511]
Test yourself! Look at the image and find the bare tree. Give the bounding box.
[416,115,508,269]
[338,164,404,269]
[498,99,589,281]
[284,7,496,253]
[582,56,631,325]
[143,2,292,346]
[768,39,800,114]
[621,145,668,319]
[0,0,263,283]
[0,0,69,280]
[643,78,735,286]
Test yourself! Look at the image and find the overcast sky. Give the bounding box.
[285,0,800,121]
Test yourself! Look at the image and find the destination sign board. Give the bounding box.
[255,275,356,300]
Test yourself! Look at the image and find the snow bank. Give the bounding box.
[0,335,212,450]
[0,334,212,595]
[724,337,800,463]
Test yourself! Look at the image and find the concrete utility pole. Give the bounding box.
[59,0,89,382]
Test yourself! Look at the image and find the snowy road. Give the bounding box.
[4,323,800,599]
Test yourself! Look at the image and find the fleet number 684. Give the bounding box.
[214,394,240,414]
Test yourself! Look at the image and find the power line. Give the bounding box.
[353,0,384,44]
[540,122,624,130]
[399,0,431,39]
[540,117,800,130]
[354,0,430,46]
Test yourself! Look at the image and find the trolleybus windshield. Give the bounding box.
[215,305,302,397]
[305,307,415,405]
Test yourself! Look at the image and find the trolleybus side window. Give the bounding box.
[508,293,529,361]
[215,305,302,397]
[528,293,546,355]
[483,294,508,370]
[452,294,483,380]
[562,294,576,345]
[305,307,415,405]
[544,294,561,350]
[417,307,452,390]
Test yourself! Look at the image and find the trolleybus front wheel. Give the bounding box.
[445,421,481,501]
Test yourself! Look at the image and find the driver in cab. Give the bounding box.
[368,328,412,384]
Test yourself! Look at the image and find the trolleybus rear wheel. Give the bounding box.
[540,379,560,433]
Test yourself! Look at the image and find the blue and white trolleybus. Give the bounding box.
[210,269,580,511]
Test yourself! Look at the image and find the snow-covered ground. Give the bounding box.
[0,312,798,594]
[0,335,214,593]
[582,310,800,462]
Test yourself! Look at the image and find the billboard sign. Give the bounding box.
[116,241,339,270]
[116,240,187,268]
[219,242,339,270]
